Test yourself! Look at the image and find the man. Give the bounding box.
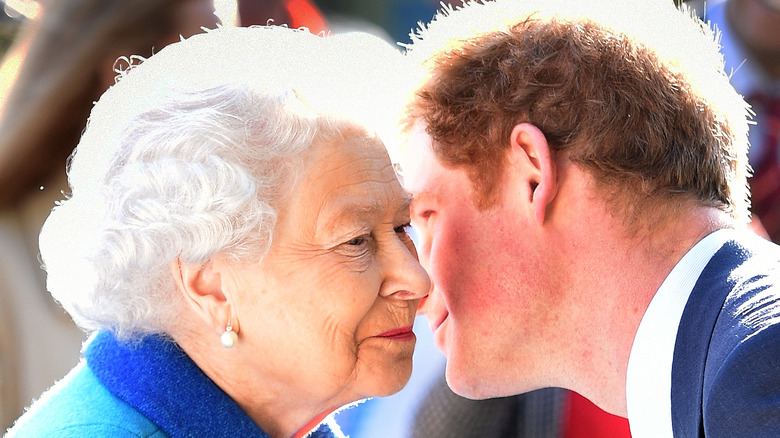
[398,0,780,436]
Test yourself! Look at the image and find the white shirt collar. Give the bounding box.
[625,228,733,437]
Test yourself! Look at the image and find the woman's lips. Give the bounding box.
[375,325,415,341]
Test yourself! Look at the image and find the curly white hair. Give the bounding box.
[38,25,411,340]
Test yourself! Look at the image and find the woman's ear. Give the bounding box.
[508,123,557,225]
[170,257,236,335]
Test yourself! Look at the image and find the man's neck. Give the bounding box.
[551,204,732,416]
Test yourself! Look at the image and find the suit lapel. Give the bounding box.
[670,240,747,438]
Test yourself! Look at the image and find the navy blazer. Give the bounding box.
[671,233,780,437]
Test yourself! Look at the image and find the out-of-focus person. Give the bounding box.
[706,0,780,241]
[5,24,429,437]
[0,0,220,206]
[0,0,220,430]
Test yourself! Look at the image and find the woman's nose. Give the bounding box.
[415,280,435,315]
[379,235,431,300]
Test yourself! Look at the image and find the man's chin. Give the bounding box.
[444,359,534,400]
[443,361,494,400]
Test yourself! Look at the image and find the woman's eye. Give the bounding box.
[345,235,369,246]
[394,223,412,236]
[340,234,374,258]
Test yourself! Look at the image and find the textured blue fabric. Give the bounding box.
[4,361,167,437]
[85,331,271,437]
[671,234,780,438]
[85,331,337,438]
[5,331,339,437]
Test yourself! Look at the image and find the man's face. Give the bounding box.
[402,124,561,399]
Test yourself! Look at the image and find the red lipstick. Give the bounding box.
[375,326,415,341]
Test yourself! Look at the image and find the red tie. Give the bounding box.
[748,94,780,243]
[562,391,632,438]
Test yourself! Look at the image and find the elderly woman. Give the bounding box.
[5,25,429,438]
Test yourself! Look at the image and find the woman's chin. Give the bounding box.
[361,362,414,398]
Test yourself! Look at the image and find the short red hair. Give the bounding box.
[403,0,750,225]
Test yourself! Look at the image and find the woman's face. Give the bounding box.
[224,130,430,411]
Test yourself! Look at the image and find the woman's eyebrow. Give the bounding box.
[318,192,414,233]
[328,190,413,215]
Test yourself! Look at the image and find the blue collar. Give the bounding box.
[85,331,334,438]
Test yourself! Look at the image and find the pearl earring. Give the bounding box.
[220,306,237,348]
[221,323,237,348]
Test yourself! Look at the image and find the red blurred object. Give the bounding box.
[286,0,327,33]
[238,0,328,34]
[562,391,632,438]
[747,94,780,243]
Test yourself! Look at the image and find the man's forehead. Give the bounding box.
[400,121,439,192]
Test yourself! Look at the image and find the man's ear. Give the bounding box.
[508,123,557,225]
[170,257,236,335]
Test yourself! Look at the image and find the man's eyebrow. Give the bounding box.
[400,191,413,212]
[408,189,432,206]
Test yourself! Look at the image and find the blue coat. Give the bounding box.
[5,331,339,437]
[671,234,780,437]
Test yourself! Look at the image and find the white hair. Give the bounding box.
[38,25,410,340]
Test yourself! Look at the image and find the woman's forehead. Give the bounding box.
[284,133,409,234]
[304,131,395,182]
